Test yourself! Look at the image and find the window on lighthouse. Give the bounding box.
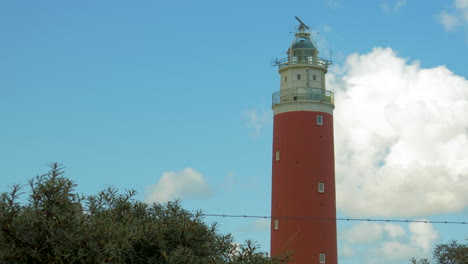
[275,151,280,161]
[318,183,325,193]
[274,219,279,230]
[317,115,323,125]
[319,253,326,263]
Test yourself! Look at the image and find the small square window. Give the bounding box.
[317,115,323,125]
[318,183,325,193]
[285,76,287,82]
[297,74,301,80]
[313,75,317,81]
[275,151,280,161]
[274,219,279,230]
[320,253,326,263]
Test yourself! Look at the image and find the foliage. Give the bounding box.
[411,240,467,264]
[433,240,467,264]
[0,163,284,264]
[410,257,431,264]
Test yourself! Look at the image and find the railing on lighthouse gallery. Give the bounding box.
[272,87,335,106]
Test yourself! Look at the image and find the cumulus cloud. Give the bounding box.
[438,10,461,31]
[341,222,439,263]
[437,0,468,31]
[339,244,355,258]
[384,223,406,238]
[408,221,439,253]
[377,241,422,261]
[329,47,468,217]
[342,222,383,244]
[376,222,438,260]
[244,109,272,136]
[145,168,212,203]
[456,0,468,21]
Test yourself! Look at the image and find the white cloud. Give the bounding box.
[341,222,439,263]
[456,0,468,21]
[330,47,468,217]
[377,241,421,261]
[145,168,212,203]
[376,222,438,260]
[244,109,272,136]
[339,244,355,258]
[341,222,383,244]
[438,10,461,31]
[408,221,439,253]
[437,0,468,31]
[384,223,406,239]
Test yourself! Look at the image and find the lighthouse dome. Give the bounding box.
[288,34,319,62]
[291,37,317,50]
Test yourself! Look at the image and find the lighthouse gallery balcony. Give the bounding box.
[272,87,334,106]
[275,57,332,69]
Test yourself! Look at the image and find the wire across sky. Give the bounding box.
[201,214,468,225]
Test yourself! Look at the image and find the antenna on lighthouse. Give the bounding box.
[295,16,310,30]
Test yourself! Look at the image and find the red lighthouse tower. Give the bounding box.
[271,17,337,264]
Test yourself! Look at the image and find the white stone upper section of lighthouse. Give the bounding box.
[272,18,334,114]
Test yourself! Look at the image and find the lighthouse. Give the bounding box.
[270,17,337,264]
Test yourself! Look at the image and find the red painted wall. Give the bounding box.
[271,110,337,264]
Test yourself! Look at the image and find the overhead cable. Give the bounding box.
[200,214,467,225]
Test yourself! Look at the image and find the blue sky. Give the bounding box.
[1,1,467,263]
